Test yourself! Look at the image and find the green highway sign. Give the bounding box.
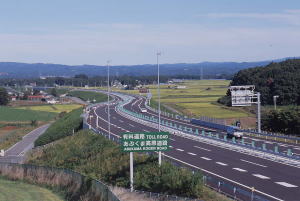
[121,132,170,152]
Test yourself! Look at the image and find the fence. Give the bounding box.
[0,162,120,201]
[84,112,274,201]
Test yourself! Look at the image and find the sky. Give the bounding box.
[0,0,300,65]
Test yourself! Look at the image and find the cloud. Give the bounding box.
[200,9,300,26]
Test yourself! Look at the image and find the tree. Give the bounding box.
[0,88,9,105]
[51,88,58,97]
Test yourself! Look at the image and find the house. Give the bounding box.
[28,95,45,101]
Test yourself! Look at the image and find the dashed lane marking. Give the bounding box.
[252,174,270,179]
[232,168,247,172]
[216,162,228,166]
[176,148,184,152]
[240,159,267,168]
[119,120,124,123]
[200,157,212,161]
[143,129,149,132]
[129,124,135,127]
[193,146,211,151]
[170,138,175,141]
[275,182,298,188]
[169,146,173,148]
[187,152,197,156]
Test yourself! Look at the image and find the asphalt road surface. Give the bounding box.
[0,124,50,163]
[87,92,300,201]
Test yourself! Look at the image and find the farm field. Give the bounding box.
[16,104,82,113]
[111,80,249,119]
[0,106,57,122]
[0,178,64,201]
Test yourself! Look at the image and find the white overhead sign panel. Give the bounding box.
[230,85,255,106]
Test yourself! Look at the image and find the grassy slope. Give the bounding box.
[28,130,230,201]
[0,178,64,201]
[68,90,107,103]
[0,106,57,122]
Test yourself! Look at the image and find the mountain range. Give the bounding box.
[0,57,297,78]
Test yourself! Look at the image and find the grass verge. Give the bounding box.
[34,108,83,147]
[0,177,64,201]
[68,90,108,103]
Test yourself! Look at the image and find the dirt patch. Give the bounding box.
[1,126,18,131]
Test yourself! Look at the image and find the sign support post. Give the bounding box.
[130,152,133,192]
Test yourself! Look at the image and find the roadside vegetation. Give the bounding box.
[34,108,83,147]
[67,90,107,103]
[0,177,64,201]
[28,129,230,200]
[0,125,35,150]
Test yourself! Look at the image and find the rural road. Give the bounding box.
[0,124,50,163]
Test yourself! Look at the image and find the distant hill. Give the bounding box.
[230,59,300,105]
[0,57,297,79]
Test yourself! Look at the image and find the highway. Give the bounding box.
[86,92,300,201]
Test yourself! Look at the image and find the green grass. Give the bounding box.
[0,106,57,122]
[34,108,83,147]
[16,104,82,113]
[0,177,64,201]
[68,90,108,103]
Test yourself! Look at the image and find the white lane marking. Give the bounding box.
[200,157,212,161]
[112,117,116,119]
[251,139,260,141]
[176,148,184,152]
[275,182,298,188]
[294,147,300,150]
[216,162,228,166]
[233,168,247,172]
[170,138,176,141]
[252,174,270,179]
[143,129,149,132]
[187,152,197,156]
[194,146,211,151]
[169,145,173,148]
[119,120,124,123]
[129,124,135,127]
[240,159,267,168]
[264,141,273,144]
[162,154,284,201]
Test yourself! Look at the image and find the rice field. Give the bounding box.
[16,104,82,113]
[111,80,249,119]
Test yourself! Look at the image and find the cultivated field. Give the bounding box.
[113,80,250,119]
[0,106,57,122]
[16,104,82,113]
[0,178,64,201]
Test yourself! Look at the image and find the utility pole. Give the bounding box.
[273,95,279,110]
[157,52,162,166]
[107,60,111,140]
[257,92,261,133]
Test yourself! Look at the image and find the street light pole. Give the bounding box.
[273,95,279,110]
[157,52,162,166]
[107,60,111,140]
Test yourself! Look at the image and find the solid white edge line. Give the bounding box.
[162,153,284,201]
[240,159,267,168]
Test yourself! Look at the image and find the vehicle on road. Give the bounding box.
[226,126,243,138]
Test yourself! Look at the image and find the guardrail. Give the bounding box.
[85,100,276,201]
